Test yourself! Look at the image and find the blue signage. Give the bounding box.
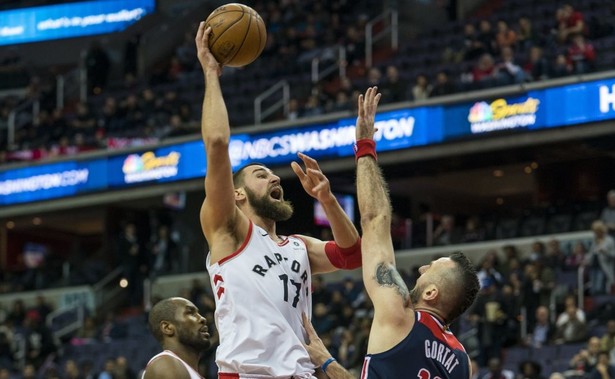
[0,0,155,46]
[1,76,615,206]
[0,160,107,205]
[107,142,206,187]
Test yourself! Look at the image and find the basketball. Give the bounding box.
[204,3,267,67]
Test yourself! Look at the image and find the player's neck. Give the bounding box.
[165,345,200,371]
[414,306,447,326]
[248,213,279,241]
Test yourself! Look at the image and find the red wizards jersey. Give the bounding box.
[361,311,470,379]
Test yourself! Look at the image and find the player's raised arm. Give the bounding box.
[291,153,361,274]
[195,22,248,262]
[355,87,414,351]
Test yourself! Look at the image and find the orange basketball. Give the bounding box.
[204,3,267,67]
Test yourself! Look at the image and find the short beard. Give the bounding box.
[177,326,211,351]
[245,187,294,221]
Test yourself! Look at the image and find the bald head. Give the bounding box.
[149,297,182,343]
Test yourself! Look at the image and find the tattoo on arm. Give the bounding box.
[374,262,410,302]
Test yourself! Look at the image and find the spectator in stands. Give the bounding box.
[149,224,178,278]
[477,253,505,290]
[381,65,408,103]
[524,46,550,81]
[557,4,586,43]
[431,70,456,97]
[528,241,546,263]
[495,20,518,52]
[499,284,521,347]
[472,53,498,88]
[0,368,9,379]
[433,214,461,246]
[98,311,127,342]
[585,220,615,295]
[545,238,566,269]
[477,20,497,56]
[6,300,26,327]
[496,46,527,84]
[599,319,615,363]
[565,241,587,271]
[551,53,573,78]
[301,94,325,118]
[22,364,36,379]
[33,295,53,322]
[470,280,507,365]
[461,216,486,243]
[311,276,330,307]
[517,17,540,52]
[462,23,486,62]
[567,33,596,74]
[600,190,615,238]
[330,91,351,113]
[554,295,588,344]
[482,358,514,379]
[569,337,602,374]
[85,41,111,95]
[63,359,81,379]
[97,358,116,379]
[76,315,98,341]
[23,310,56,368]
[527,306,555,348]
[518,360,544,379]
[81,360,95,379]
[68,103,97,141]
[312,302,335,335]
[117,222,146,306]
[471,359,481,379]
[588,350,615,379]
[114,355,136,379]
[0,322,15,370]
[411,74,432,101]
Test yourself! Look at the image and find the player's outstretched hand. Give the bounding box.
[291,153,332,203]
[195,22,222,76]
[302,313,331,367]
[355,86,381,141]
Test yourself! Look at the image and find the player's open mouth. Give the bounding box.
[270,187,282,201]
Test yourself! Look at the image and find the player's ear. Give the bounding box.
[235,188,246,201]
[423,284,438,301]
[161,320,175,337]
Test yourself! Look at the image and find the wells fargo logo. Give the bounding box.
[468,97,540,133]
[122,151,181,183]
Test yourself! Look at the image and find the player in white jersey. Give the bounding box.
[195,24,364,378]
[142,297,211,379]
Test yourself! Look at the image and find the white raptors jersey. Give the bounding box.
[142,350,203,379]
[206,221,315,378]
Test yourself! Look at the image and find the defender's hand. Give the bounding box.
[355,86,381,140]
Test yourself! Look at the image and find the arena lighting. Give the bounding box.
[119,278,128,288]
